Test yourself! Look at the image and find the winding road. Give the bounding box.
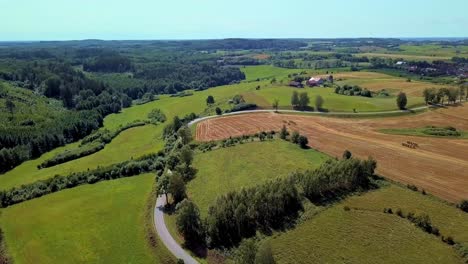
[154,195,198,264]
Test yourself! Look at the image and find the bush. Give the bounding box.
[458,200,468,213]
[215,107,222,115]
[298,135,308,148]
[291,131,300,144]
[231,103,257,112]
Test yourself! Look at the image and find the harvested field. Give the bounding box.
[196,105,468,203]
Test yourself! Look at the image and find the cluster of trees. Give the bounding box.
[422,87,466,105]
[334,85,372,97]
[291,91,310,110]
[147,108,167,124]
[0,153,165,207]
[206,178,302,247]
[299,156,376,202]
[0,110,103,173]
[280,126,309,149]
[83,54,133,73]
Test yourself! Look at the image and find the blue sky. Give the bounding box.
[1,0,467,40]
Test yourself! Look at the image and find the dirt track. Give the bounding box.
[196,105,468,203]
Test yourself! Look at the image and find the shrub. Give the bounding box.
[291,131,300,144]
[298,135,308,149]
[231,103,257,112]
[458,200,468,213]
[215,107,222,115]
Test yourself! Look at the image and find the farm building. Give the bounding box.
[289,81,304,88]
[307,77,324,87]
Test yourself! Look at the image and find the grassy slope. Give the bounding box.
[343,184,468,248]
[0,125,163,191]
[0,174,174,264]
[270,205,462,264]
[187,140,329,216]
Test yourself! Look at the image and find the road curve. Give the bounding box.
[154,195,198,264]
[187,105,434,127]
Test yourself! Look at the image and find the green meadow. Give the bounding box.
[188,140,329,216]
[0,174,174,264]
[269,184,468,263]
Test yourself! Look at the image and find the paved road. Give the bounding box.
[154,195,198,264]
[187,105,434,127]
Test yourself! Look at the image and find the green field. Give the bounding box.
[0,125,163,191]
[270,205,461,264]
[0,174,174,264]
[188,140,329,216]
[270,184,467,264]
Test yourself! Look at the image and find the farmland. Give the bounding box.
[0,38,467,264]
[195,105,468,202]
[0,174,174,264]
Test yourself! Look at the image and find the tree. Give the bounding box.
[298,92,310,110]
[157,172,170,203]
[179,145,194,167]
[396,92,407,110]
[279,125,288,140]
[315,95,324,111]
[5,99,15,119]
[343,150,352,159]
[255,241,276,264]
[178,126,192,145]
[298,135,308,148]
[206,95,215,105]
[272,99,279,112]
[234,239,257,264]
[169,172,186,204]
[291,131,300,144]
[215,107,222,115]
[423,88,433,105]
[447,88,459,104]
[291,91,299,108]
[176,199,205,248]
[173,116,182,132]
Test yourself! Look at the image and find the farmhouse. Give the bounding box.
[307,77,324,87]
[289,81,304,88]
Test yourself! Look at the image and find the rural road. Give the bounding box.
[154,195,198,264]
[187,105,434,126]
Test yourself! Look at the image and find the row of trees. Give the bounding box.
[422,87,466,105]
[0,153,165,207]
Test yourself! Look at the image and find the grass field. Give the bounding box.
[270,184,467,264]
[270,204,462,264]
[187,140,329,216]
[0,174,174,264]
[0,125,164,191]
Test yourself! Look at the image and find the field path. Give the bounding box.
[154,195,198,264]
[195,104,468,202]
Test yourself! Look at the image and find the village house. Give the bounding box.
[289,81,304,88]
[307,77,324,87]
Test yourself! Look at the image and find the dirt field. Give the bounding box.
[196,105,468,203]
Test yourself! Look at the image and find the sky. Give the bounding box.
[1,0,467,41]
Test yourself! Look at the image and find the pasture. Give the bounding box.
[270,187,465,263]
[188,140,329,216]
[0,174,174,264]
